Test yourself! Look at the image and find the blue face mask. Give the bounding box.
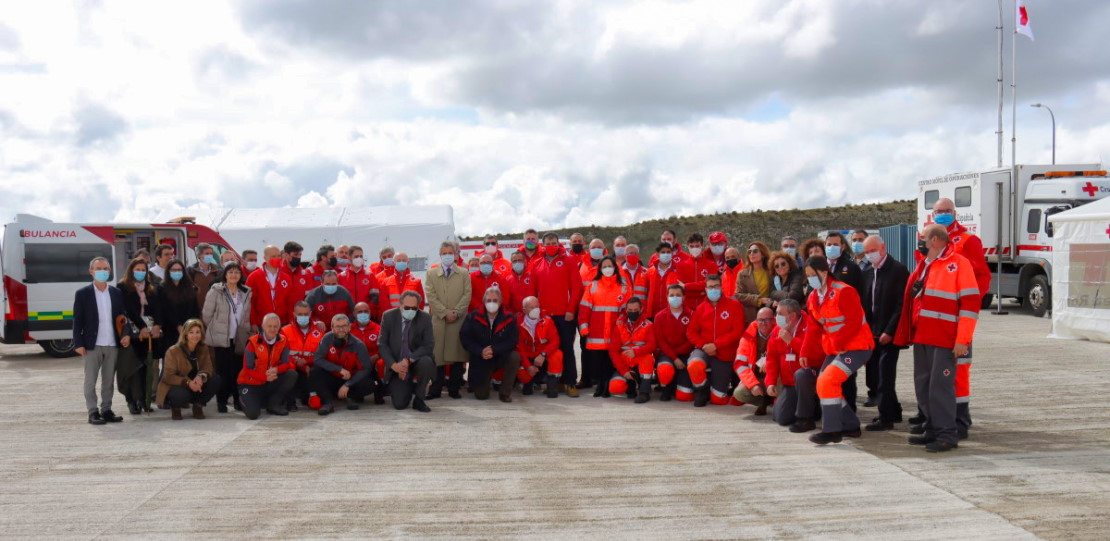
[93,270,111,283]
[203,255,216,265]
[934,213,955,226]
[668,296,683,309]
[784,247,797,256]
[775,315,788,328]
[356,313,371,325]
[440,255,455,268]
[296,315,311,327]
[337,258,350,266]
[852,242,865,255]
[706,288,722,302]
[589,248,604,260]
[132,270,147,282]
[395,261,408,272]
[323,284,338,295]
[614,246,626,257]
[825,245,841,260]
[401,307,417,320]
[479,264,493,275]
[512,262,525,274]
[169,270,184,282]
[808,275,823,290]
[659,253,673,264]
[383,257,395,267]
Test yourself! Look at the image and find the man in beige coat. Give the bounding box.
[424,241,472,399]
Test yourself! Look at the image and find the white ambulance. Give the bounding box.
[1,214,239,357]
[916,164,1109,316]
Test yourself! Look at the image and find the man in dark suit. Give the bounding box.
[73,256,134,425]
[859,236,910,431]
[379,290,436,412]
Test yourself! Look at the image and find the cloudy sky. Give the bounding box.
[2,0,1107,236]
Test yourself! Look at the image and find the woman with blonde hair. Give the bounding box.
[156,319,220,420]
[734,241,773,324]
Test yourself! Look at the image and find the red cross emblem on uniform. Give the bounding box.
[681,317,690,325]
[828,290,836,299]
[701,269,709,278]
[317,305,325,311]
[257,346,266,354]
[953,235,962,244]
[844,357,852,364]
[555,261,563,267]
[1082,182,1099,197]
[524,278,531,285]
[943,368,951,377]
[362,279,369,285]
[329,347,337,354]
[947,263,958,273]
[721,311,730,319]
[617,295,624,302]
[491,282,500,288]
[281,280,289,288]
[370,334,378,341]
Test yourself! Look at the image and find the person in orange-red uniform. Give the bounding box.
[685,274,746,407]
[607,297,657,403]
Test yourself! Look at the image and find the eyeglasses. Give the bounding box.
[402,306,419,311]
[484,243,497,247]
[747,249,761,254]
[773,262,789,269]
[781,244,796,249]
[756,318,775,323]
[355,311,371,315]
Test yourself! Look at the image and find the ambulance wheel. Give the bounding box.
[980,294,994,310]
[40,339,78,358]
[1023,275,1050,318]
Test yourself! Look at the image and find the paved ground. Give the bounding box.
[2,306,1109,540]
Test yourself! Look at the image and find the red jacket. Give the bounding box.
[237,333,293,385]
[281,323,325,372]
[639,261,691,318]
[683,253,720,310]
[803,280,874,356]
[380,271,424,311]
[304,285,355,331]
[686,296,746,359]
[577,275,630,350]
[948,222,992,298]
[648,244,687,268]
[608,315,656,374]
[653,306,695,359]
[339,267,381,306]
[733,321,766,389]
[529,249,583,317]
[349,320,382,360]
[515,245,542,265]
[504,271,536,314]
[895,246,981,349]
[621,263,648,299]
[516,312,560,361]
[470,270,512,313]
[287,265,315,313]
[764,317,813,387]
[481,249,513,277]
[245,265,293,326]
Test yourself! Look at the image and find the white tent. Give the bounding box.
[152,206,456,274]
[1049,197,1110,342]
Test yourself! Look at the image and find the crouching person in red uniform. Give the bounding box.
[607,297,657,403]
[310,314,376,415]
[281,301,325,411]
[800,257,874,445]
[731,307,777,415]
[763,299,808,427]
[653,284,694,402]
[686,275,746,407]
[238,313,298,419]
[349,302,385,405]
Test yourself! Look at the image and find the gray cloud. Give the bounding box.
[73,103,129,147]
[194,45,259,85]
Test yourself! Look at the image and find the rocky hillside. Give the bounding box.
[468,200,917,248]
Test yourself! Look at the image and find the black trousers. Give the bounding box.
[468,352,522,397]
[873,342,903,422]
[579,333,593,385]
[431,363,466,393]
[387,357,436,410]
[291,368,310,406]
[239,371,298,419]
[587,349,614,389]
[865,350,880,399]
[213,345,241,406]
[164,374,221,409]
[308,366,375,406]
[551,316,578,385]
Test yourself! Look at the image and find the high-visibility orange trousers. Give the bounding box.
[494,350,565,384]
[816,350,870,433]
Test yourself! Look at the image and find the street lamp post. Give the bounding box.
[1030,103,1056,164]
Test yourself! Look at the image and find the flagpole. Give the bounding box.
[996,0,1005,169]
[1010,2,1017,177]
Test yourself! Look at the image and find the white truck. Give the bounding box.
[916,164,1109,317]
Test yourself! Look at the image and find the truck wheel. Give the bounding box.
[1023,275,1050,318]
[980,294,995,310]
[40,339,78,358]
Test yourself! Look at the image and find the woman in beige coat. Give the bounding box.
[734,241,774,325]
[157,319,219,420]
[423,242,472,399]
[202,262,252,413]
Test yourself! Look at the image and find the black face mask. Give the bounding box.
[334,337,346,348]
[327,257,338,268]
[290,257,301,268]
[917,239,929,257]
[725,259,740,269]
[626,311,641,322]
[571,244,584,254]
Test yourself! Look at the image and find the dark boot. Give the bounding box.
[790,418,816,433]
[522,382,534,396]
[191,404,206,420]
[754,395,770,416]
[659,383,674,402]
[127,401,142,415]
[545,375,559,398]
[216,400,228,414]
[474,387,491,400]
[625,382,637,399]
[171,408,183,421]
[593,380,607,398]
[634,392,650,404]
[693,386,710,407]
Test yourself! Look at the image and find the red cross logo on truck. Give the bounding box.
[1082,182,1099,197]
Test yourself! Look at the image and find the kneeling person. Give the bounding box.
[379,291,436,412]
[513,296,564,398]
[310,314,376,415]
[732,307,776,415]
[239,313,298,419]
[608,297,657,403]
[460,286,521,402]
[157,318,220,420]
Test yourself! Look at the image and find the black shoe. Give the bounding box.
[127,401,141,415]
[659,385,674,402]
[958,429,968,440]
[88,411,106,425]
[287,403,299,412]
[866,420,894,431]
[217,402,228,414]
[575,381,593,390]
[810,432,842,445]
[693,386,710,407]
[908,435,937,446]
[346,402,359,411]
[448,389,462,399]
[413,399,431,413]
[871,415,903,423]
[101,409,124,423]
[925,441,958,453]
[266,407,289,416]
[426,387,442,400]
[908,413,926,425]
[522,383,534,396]
[626,386,637,399]
[909,423,926,435]
[634,393,650,404]
[317,404,333,416]
[592,384,606,398]
[790,419,816,433]
[232,399,242,411]
[862,398,877,408]
[843,429,862,438]
[373,394,385,405]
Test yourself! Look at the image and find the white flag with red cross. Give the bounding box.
[1016,0,1034,41]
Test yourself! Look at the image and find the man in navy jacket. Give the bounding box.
[73,256,133,425]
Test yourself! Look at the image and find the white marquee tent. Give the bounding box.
[1048,196,1110,342]
[152,206,456,274]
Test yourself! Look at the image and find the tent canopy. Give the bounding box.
[1049,197,1110,342]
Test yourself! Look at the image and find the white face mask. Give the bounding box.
[866,251,883,265]
[689,247,703,258]
[245,261,258,272]
[601,266,615,277]
[485,301,499,313]
[352,257,364,267]
[527,308,541,320]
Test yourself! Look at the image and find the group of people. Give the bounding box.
[74,197,990,452]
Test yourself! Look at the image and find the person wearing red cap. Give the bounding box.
[708,231,729,271]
